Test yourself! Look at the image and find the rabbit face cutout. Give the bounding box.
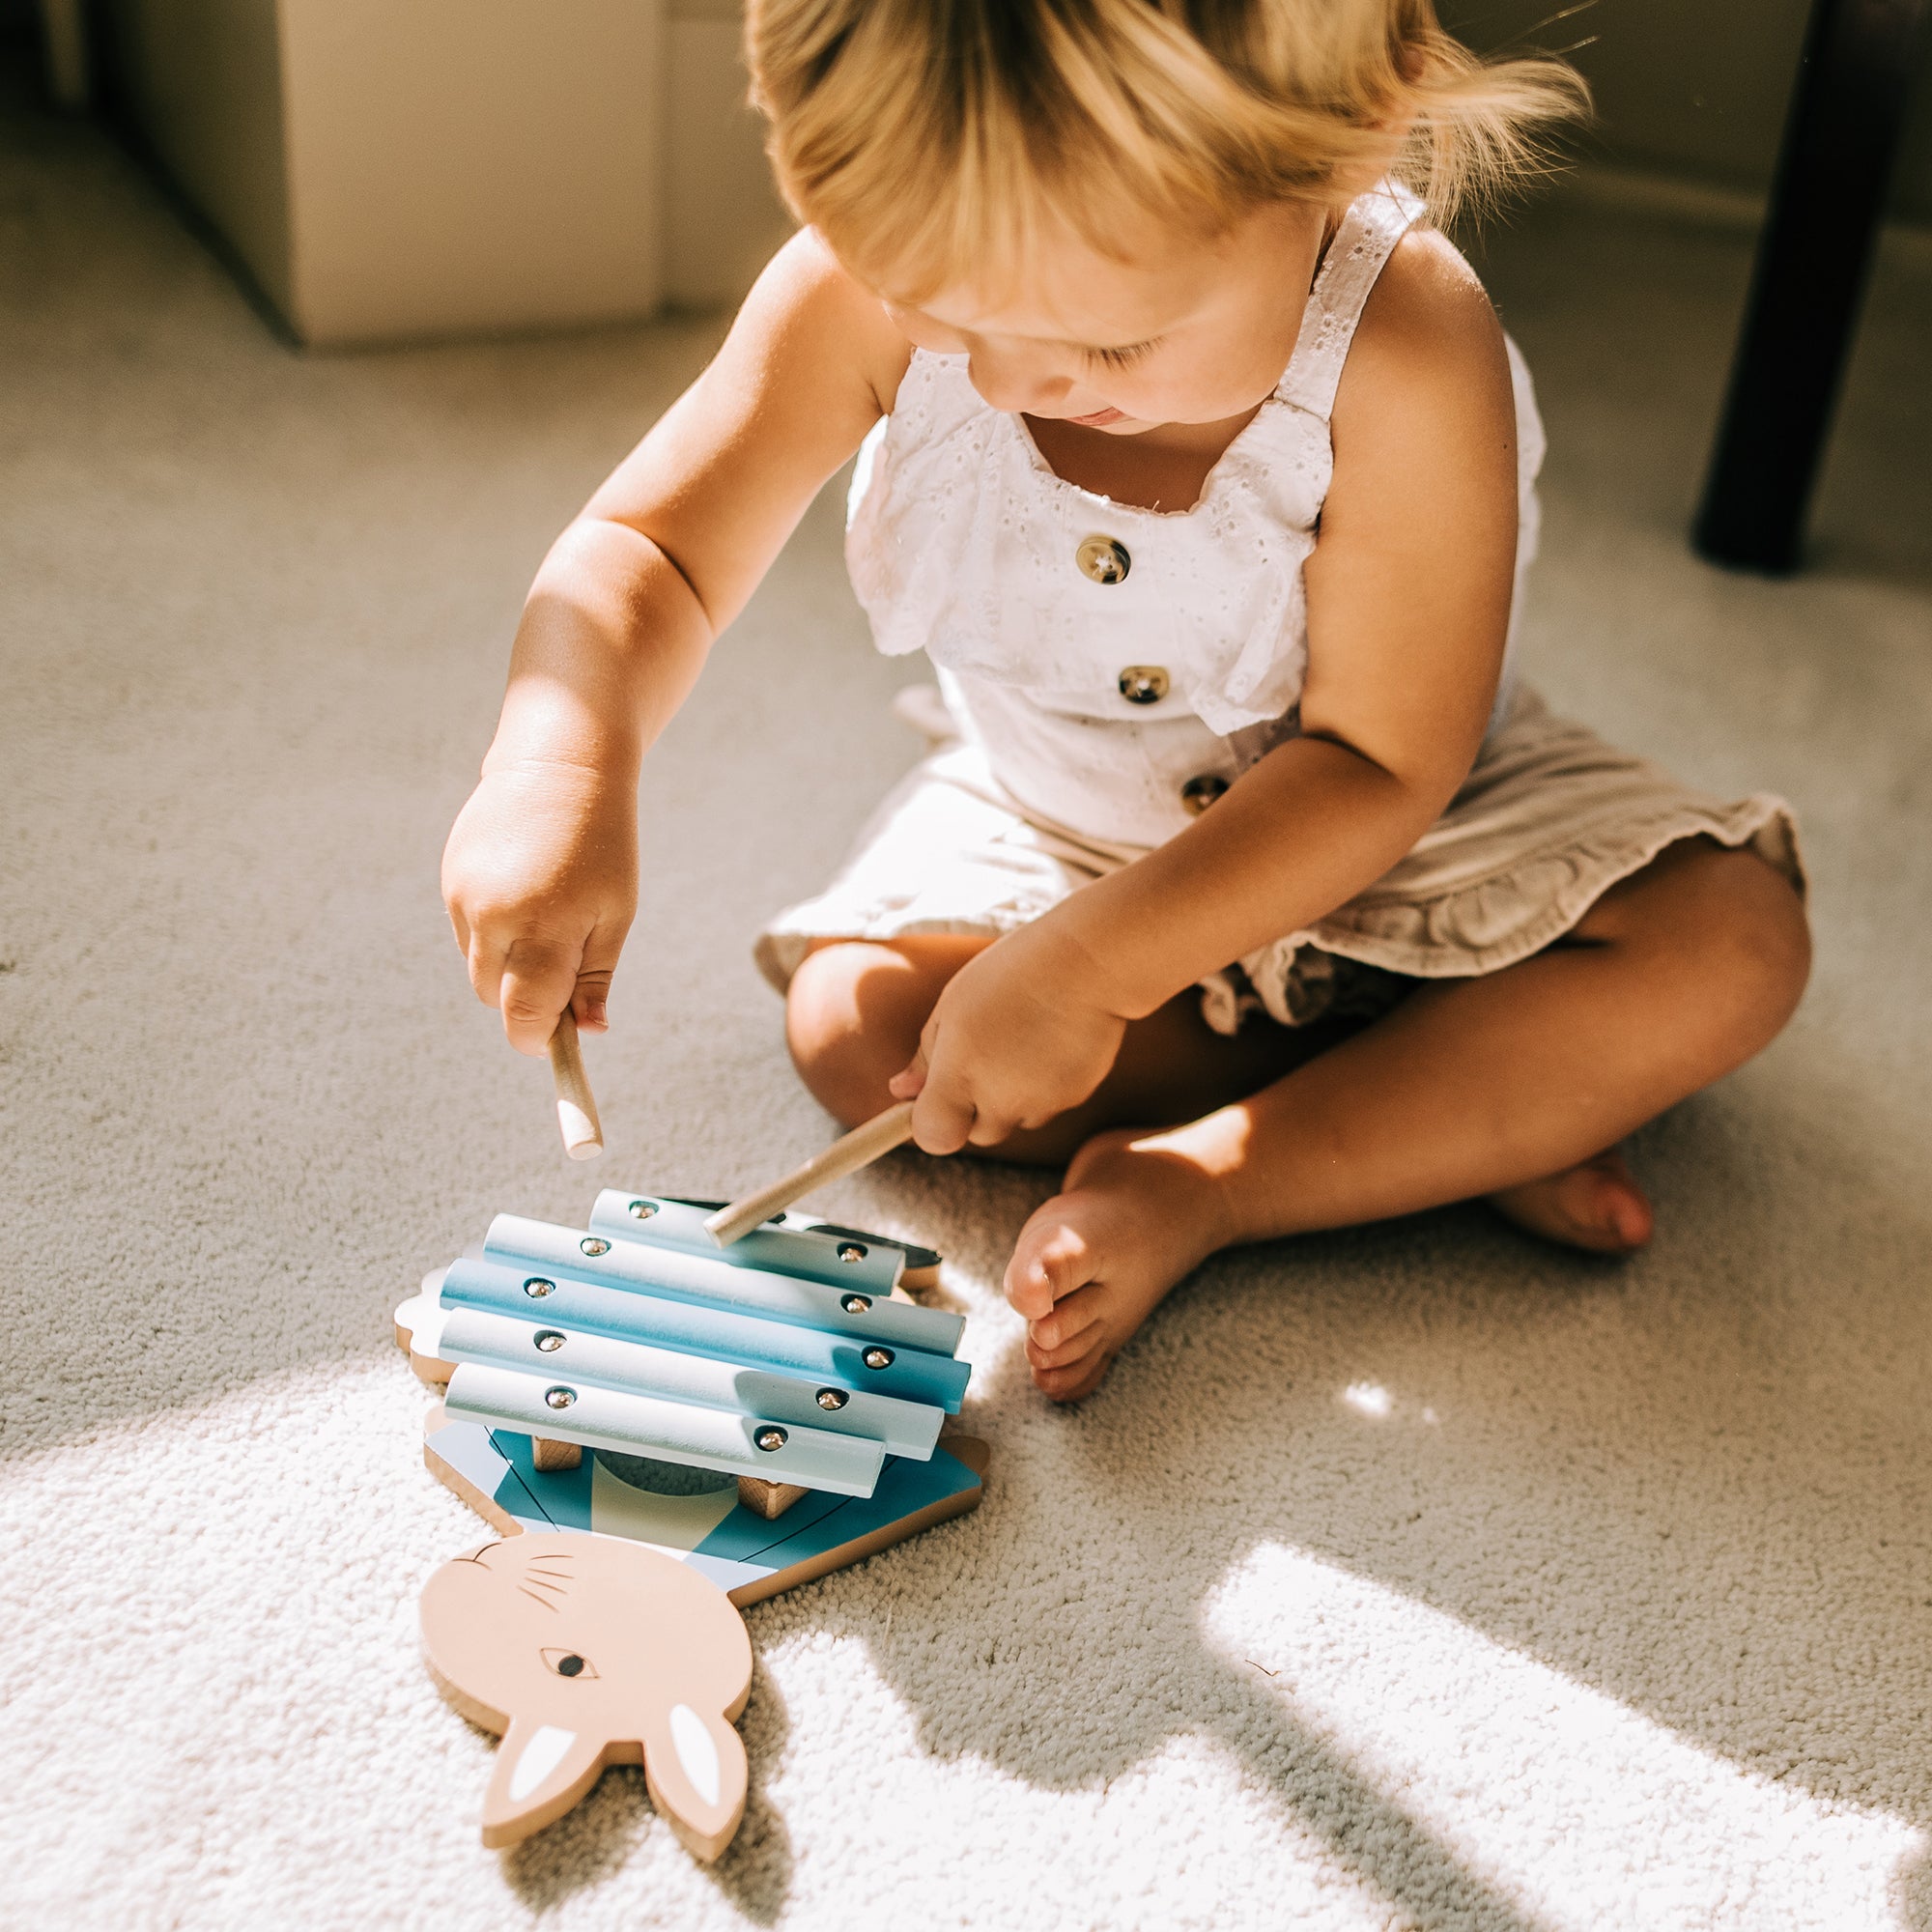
[420,1532,753,1859]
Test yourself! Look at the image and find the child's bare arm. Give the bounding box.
[898,233,1521,1149]
[443,234,909,1053]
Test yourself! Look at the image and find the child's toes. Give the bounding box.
[1026,1323,1097,1372]
[1034,1344,1116,1404]
[1490,1150,1655,1254]
[1025,1288,1105,1357]
[1004,1202,1099,1316]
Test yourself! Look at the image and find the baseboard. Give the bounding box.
[1557,160,1932,274]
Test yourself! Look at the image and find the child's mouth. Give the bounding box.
[1066,407,1128,428]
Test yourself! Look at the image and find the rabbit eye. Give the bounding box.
[541,1648,596,1679]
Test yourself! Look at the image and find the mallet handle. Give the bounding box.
[548,1010,604,1161]
[704,1100,916,1246]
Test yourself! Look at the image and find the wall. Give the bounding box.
[666,0,792,309]
[1443,0,1932,222]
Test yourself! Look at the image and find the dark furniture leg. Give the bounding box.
[1691,0,1930,574]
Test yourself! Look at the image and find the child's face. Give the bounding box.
[880,198,1333,434]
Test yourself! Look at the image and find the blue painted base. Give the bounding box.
[425,1410,986,1607]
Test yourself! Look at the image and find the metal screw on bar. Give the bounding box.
[838,1243,867,1264]
[754,1426,788,1452]
[580,1236,611,1257]
[534,1331,565,1352]
[840,1293,872,1315]
[628,1200,657,1220]
[524,1277,556,1298]
[815,1387,849,1411]
[862,1347,895,1371]
[544,1386,577,1410]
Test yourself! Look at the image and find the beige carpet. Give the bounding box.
[5,59,1932,1932]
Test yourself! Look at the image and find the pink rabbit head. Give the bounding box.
[420,1531,753,1859]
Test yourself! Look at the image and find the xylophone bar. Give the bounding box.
[436,1305,945,1460]
[587,1194,906,1294]
[442,1362,886,1496]
[485,1213,965,1357]
[441,1258,972,1411]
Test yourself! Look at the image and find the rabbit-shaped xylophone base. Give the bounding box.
[421,1531,753,1859]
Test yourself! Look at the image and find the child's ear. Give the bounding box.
[478,1716,613,1849]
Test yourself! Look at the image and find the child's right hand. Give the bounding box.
[440,758,639,1056]
[440,233,904,1059]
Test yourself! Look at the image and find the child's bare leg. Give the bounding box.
[785,841,1807,1398]
[786,933,1336,1161]
[1011,839,1808,1398]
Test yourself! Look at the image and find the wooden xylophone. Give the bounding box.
[399,1188,986,1854]
[396,1190,976,1524]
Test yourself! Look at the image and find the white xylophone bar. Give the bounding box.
[443,1362,886,1496]
[485,1213,964,1357]
[436,1305,944,1460]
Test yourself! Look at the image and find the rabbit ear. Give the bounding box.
[639,1699,749,1863]
[478,1715,612,1849]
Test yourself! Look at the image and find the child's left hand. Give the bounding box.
[887,922,1129,1151]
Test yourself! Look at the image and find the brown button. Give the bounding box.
[1117,666,1169,705]
[1180,773,1229,814]
[1076,534,1130,584]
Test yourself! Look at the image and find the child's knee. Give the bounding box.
[783,941,940,1127]
[1730,850,1810,1029]
[1676,845,1810,1053]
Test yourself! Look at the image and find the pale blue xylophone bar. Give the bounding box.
[442,1362,886,1495]
[585,1192,907,1294]
[434,1304,945,1460]
[484,1214,965,1358]
[440,1258,972,1411]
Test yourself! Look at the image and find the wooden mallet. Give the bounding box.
[547,1009,604,1161]
[704,1100,916,1246]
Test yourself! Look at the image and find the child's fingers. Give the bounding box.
[909,1070,977,1155]
[886,1049,927,1101]
[569,914,630,1034]
[497,939,584,1058]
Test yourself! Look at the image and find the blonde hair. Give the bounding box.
[748,0,1588,298]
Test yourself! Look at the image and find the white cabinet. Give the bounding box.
[98,0,791,347]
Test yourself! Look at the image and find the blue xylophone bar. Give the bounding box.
[440,1258,972,1411]
[435,1305,945,1460]
[442,1362,886,1496]
[484,1213,965,1357]
[587,1192,907,1294]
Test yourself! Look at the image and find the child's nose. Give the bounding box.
[967,350,1073,416]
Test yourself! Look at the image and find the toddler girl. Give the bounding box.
[442,0,1808,1401]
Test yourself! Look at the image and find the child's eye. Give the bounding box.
[1084,337,1159,371]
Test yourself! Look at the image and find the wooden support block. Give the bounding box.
[532,1436,582,1473]
[737,1475,810,1520]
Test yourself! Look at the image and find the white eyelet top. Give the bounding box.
[844,182,1547,849]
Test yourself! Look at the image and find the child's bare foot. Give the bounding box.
[1487,1149,1653,1254]
[1005,1123,1240,1403]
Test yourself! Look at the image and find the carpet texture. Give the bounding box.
[4,67,1932,1932]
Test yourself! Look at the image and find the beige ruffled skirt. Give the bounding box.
[755,685,1804,1035]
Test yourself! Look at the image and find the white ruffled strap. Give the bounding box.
[1276,182,1426,421]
